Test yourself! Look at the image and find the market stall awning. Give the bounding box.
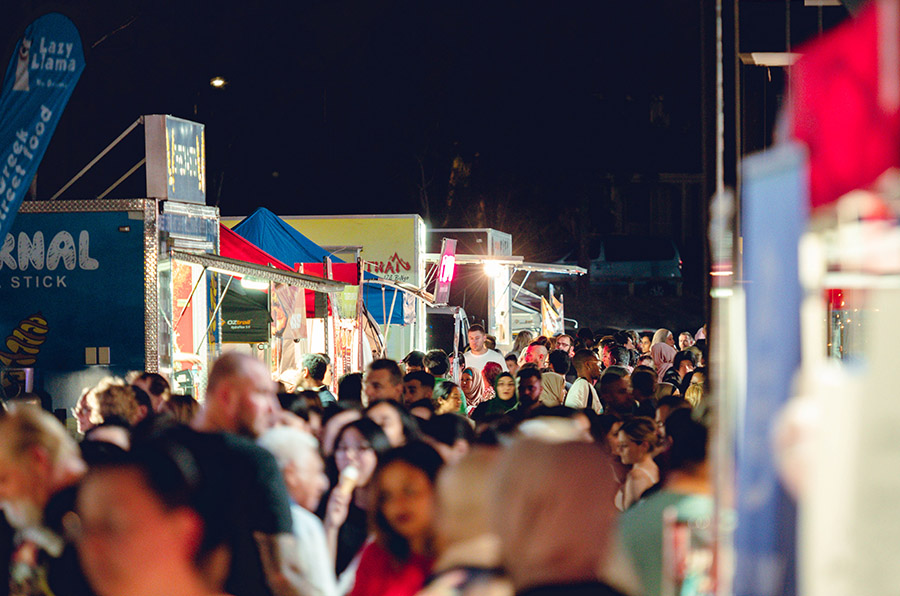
[510,282,542,312]
[171,250,346,293]
[423,253,587,276]
[219,225,293,271]
[228,208,407,325]
[514,262,586,275]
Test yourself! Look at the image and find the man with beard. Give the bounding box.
[0,406,94,596]
[176,352,309,596]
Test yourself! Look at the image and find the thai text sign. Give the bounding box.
[277,215,423,285]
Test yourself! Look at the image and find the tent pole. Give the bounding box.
[174,266,208,330]
[357,258,364,371]
[381,283,399,358]
[195,275,233,354]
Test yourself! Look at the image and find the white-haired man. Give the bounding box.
[259,426,335,596]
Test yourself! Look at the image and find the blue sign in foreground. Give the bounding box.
[0,13,85,239]
[736,143,808,596]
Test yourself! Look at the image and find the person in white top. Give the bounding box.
[258,426,337,596]
[464,324,508,375]
[565,349,603,414]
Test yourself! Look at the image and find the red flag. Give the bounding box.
[791,1,900,209]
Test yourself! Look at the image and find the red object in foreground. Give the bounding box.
[791,1,900,209]
[348,541,432,596]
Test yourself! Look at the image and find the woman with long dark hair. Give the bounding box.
[320,418,392,576]
[349,442,443,596]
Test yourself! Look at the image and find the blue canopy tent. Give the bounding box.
[231,208,407,325]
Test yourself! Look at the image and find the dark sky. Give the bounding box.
[4,2,700,220]
[3,1,848,265]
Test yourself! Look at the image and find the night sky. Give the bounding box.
[2,0,850,271]
[2,1,706,256]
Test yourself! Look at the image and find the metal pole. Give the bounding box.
[381,284,387,341]
[195,275,233,354]
[50,117,143,200]
[499,267,519,303]
[97,157,146,199]
[716,0,725,200]
[174,266,208,330]
[323,257,331,364]
[357,258,364,371]
[510,270,532,304]
[324,293,330,356]
[381,284,400,358]
[452,308,461,384]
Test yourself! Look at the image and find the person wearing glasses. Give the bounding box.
[320,419,392,577]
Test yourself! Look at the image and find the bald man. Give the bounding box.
[169,353,310,596]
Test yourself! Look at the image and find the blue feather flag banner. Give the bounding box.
[0,13,85,237]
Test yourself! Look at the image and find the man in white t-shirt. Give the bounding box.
[464,324,508,375]
[564,348,603,414]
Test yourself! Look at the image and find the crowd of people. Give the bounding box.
[0,323,712,596]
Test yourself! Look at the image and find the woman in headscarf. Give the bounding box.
[651,342,677,383]
[651,328,674,348]
[490,439,628,596]
[459,367,492,415]
[470,373,518,420]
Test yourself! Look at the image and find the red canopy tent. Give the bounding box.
[218,225,358,317]
[217,225,383,376]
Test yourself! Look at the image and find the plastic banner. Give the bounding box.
[0,13,85,237]
[735,143,807,596]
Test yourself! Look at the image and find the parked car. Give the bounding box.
[555,236,683,295]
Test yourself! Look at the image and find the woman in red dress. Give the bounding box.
[349,442,444,596]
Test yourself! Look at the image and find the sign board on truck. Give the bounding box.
[221,214,425,286]
[145,115,207,204]
[0,209,146,374]
[220,213,428,358]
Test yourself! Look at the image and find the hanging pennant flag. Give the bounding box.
[550,283,564,334]
[0,13,85,238]
[541,296,563,338]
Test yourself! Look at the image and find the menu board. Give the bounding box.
[145,115,206,204]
